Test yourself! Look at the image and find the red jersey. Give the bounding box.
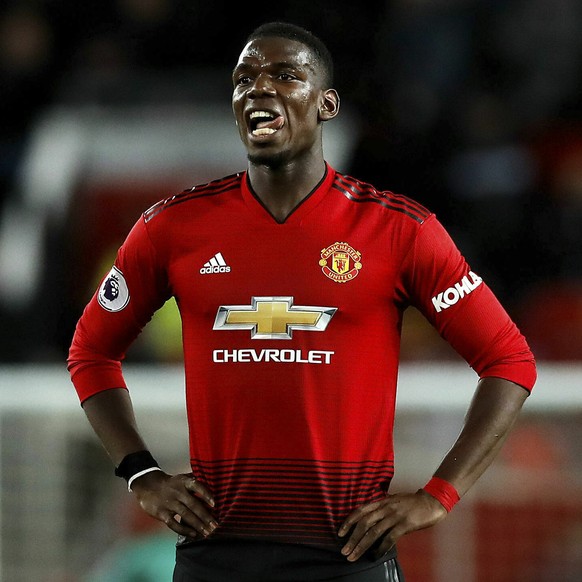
[68,164,536,551]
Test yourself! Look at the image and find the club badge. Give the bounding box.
[319,242,362,283]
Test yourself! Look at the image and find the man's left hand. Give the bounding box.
[338,490,447,562]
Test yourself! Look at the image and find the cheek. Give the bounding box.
[288,91,318,123]
[231,107,245,136]
[297,88,313,106]
[232,94,244,119]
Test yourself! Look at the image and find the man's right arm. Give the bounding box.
[81,388,148,465]
[81,388,218,538]
[68,216,217,538]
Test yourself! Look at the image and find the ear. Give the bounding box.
[319,89,340,121]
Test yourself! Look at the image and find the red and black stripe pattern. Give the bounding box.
[143,173,242,223]
[192,457,394,549]
[333,173,431,224]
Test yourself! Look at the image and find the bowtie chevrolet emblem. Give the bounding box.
[213,296,337,340]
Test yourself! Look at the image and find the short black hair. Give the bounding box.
[246,21,334,87]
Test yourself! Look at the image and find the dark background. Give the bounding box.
[1,0,581,364]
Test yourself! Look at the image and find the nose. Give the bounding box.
[249,72,276,98]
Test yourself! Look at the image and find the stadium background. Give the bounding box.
[0,0,580,580]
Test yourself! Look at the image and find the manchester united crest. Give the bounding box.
[319,242,362,283]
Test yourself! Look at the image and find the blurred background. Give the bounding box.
[0,0,580,580]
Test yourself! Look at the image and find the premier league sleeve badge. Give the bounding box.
[97,266,130,312]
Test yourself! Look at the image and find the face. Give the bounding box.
[232,36,339,167]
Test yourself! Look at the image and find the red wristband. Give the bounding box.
[422,476,460,512]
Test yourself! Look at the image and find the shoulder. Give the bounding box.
[143,172,243,224]
[331,171,432,225]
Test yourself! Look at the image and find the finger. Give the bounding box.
[159,510,203,538]
[373,517,413,558]
[173,505,218,537]
[178,481,218,530]
[374,533,397,560]
[184,476,215,507]
[341,514,393,562]
[175,500,219,534]
[338,500,382,537]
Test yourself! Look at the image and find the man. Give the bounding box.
[68,21,537,581]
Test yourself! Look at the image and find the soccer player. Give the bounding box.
[68,21,537,581]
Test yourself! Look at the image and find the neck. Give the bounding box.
[247,157,327,222]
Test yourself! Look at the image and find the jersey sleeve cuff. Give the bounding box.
[479,361,537,392]
[69,362,128,403]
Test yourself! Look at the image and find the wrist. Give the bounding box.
[115,450,162,492]
[127,466,163,492]
[422,476,460,512]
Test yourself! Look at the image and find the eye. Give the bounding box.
[278,72,296,81]
[234,74,253,87]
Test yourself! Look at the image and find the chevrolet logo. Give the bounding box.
[213,296,338,339]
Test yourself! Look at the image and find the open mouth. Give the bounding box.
[249,110,285,136]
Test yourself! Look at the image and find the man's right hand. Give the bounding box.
[130,471,218,538]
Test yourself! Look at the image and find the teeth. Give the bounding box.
[250,111,278,136]
[252,128,276,135]
[250,111,274,119]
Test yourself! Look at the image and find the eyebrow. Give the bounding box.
[233,60,305,73]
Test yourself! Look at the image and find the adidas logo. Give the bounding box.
[200,252,231,274]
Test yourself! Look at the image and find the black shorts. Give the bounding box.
[172,539,404,582]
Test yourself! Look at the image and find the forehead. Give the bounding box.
[235,36,318,73]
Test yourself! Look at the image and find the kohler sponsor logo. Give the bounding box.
[432,271,483,312]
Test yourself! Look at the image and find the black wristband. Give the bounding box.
[114,450,159,482]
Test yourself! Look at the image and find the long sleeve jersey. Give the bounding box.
[68,163,536,552]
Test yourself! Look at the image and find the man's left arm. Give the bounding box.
[338,376,529,561]
[339,215,536,561]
